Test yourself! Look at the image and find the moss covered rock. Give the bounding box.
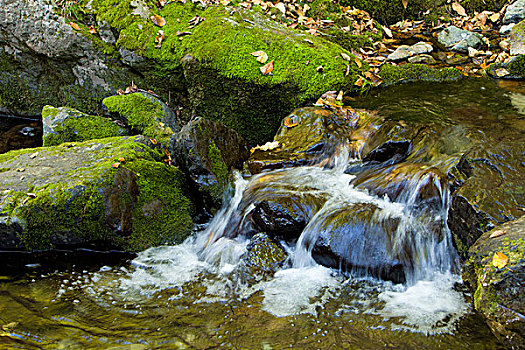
[462,216,525,348]
[103,92,179,146]
[171,117,250,211]
[379,63,463,86]
[42,105,128,146]
[0,135,193,252]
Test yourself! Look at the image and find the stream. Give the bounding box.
[1,78,523,349]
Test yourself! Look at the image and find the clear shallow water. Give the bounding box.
[2,78,522,349]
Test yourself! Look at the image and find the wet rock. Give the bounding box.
[379,63,463,86]
[407,54,436,64]
[0,135,194,252]
[252,200,308,240]
[487,55,525,79]
[361,140,410,165]
[387,42,433,62]
[311,203,407,284]
[171,117,249,210]
[42,105,127,146]
[462,216,525,349]
[438,26,484,53]
[510,20,525,56]
[243,233,287,272]
[103,93,179,146]
[0,120,42,154]
[503,0,525,24]
[246,107,362,174]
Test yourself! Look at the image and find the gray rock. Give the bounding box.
[510,20,525,56]
[408,54,436,64]
[503,0,525,24]
[500,23,516,35]
[387,42,433,61]
[119,48,146,67]
[438,26,484,53]
[171,117,250,210]
[97,20,116,44]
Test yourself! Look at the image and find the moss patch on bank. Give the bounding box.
[379,63,463,86]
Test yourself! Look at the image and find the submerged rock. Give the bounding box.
[438,26,484,53]
[252,200,308,240]
[171,117,249,210]
[103,93,179,146]
[487,55,525,79]
[243,233,288,272]
[42,105,127,146]
[0,135,194,252]
[462,216,525,349]
[379,63,463,86]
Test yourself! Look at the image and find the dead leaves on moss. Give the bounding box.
[260,60,274,75]
[70,22,81,30]
[151,14,166,27]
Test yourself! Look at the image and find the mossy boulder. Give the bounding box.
[103,92,179,146]
[510,20,525,56]
[42,105,128,146]
[243,233,288,272]
[462,216,525,348]
[0,135,194,252]
[171,117,250,211]
[379,63,464,86]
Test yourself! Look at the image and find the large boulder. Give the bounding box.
[103,92,179,147]
[462,216,525,348]
[42,105,128,146]
[0,0,367,145]
[0,135,194,251]
[171,117,250,210]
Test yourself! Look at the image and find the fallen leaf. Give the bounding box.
[260,60,274,75]
[16,168,25,172]
[275,2,286,14]
[70,22,81,30]
[27,193,37,198]
[155,29,164,48]
[2,322,19,331]
[489,13,500,23]
[490,230,507,238]
[316,65,324,72]
[340,52,351,61]
[452,2,467,17]
[284,117,299,128]
[151,14,166,27]
[251,50,268,63]
[492,251,508,269]
[176,31,192,36]
[402,0,408,10]
[382,25,393,38]
[354,56,362,68]
[118,157,125,162]
[495,68,510,77]
[150,138,158,145]
[354,76,366,87]
[112,162,121,168]
[29,152,39,159]
[336,90,343,101]
[89,25,97,34]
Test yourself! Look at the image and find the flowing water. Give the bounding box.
[2,78,523,349]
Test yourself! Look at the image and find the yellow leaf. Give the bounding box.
[260,60,274,75]
[118,157,125,162]
[382,25,393,38]
[354,56,362,68]
[112,162,121,168]
[492,252,508,269]
[89,25,97,34]
[151,14,166,27]
[452,2,467,17]
[336,90,343,101]
[489,230,506,238]
[284,117,298,128]
[70,22,81,30]
[402,0,408,10]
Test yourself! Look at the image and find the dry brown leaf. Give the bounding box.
[495,68,510,77]
[354,76,366,87]
[118,157,126,162]
[155,29,164,48]
[452,2,467,17]
[340,52,351,61]
[275,2,286,14]
[27,193,37,198]
[354,56,362,68]
[89,25,97,34]
[251,50,269,63]
[489,230,507,238]
[382,25,393,38]
[336,90,343,101]
[260,60,274,75]
[402,0,408,10]
[112,162,121,168]
[70,22,81,30]
[284,117,299,128]
[492,251,508,269]
[151,14,166,27]
[489,13,500,23]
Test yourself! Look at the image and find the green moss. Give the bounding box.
[87,1,364,101]
[103,93,173,146]
[207,140,229,204]
[1,136,193,251]
[507,55,525,78]
[42,106,127,146]
[379,63,463,86]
